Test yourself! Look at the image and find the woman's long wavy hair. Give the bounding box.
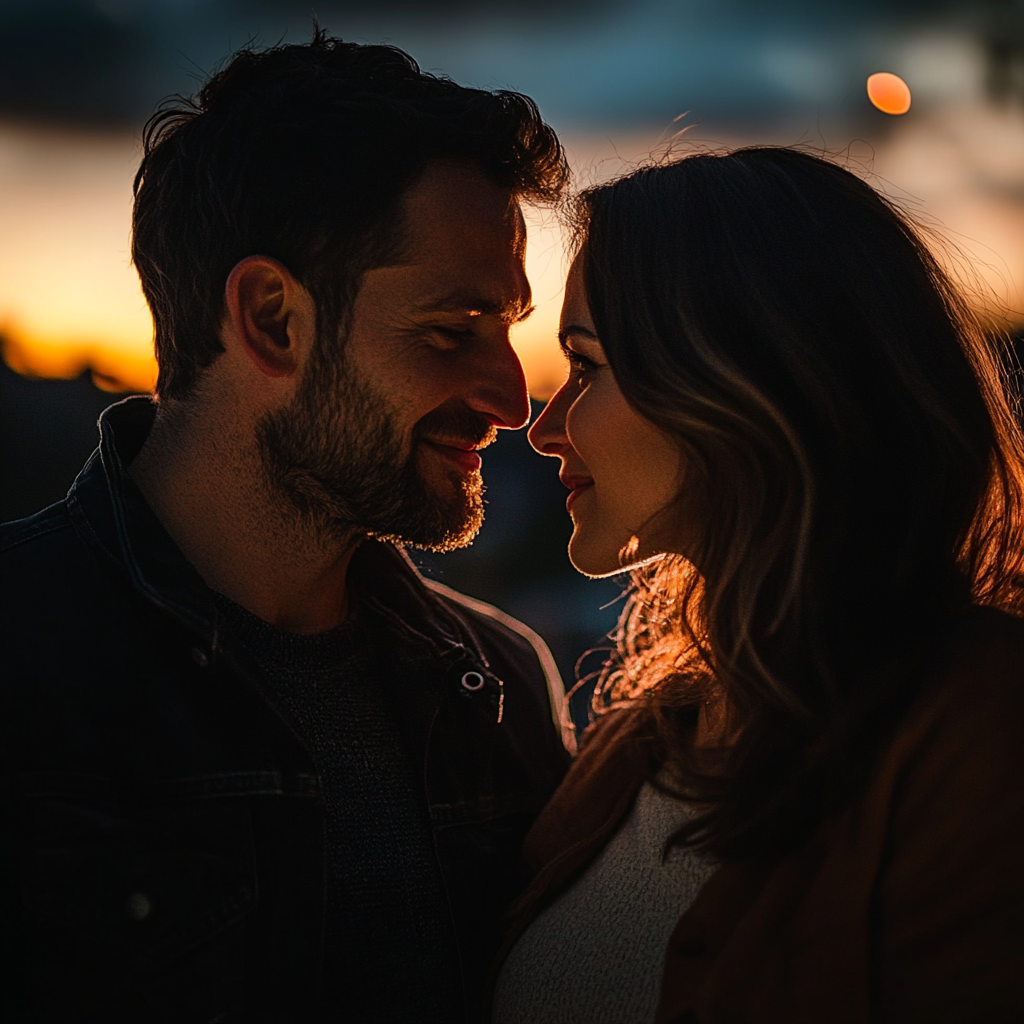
[578,147,1024,863]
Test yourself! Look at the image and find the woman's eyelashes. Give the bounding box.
[565,348,599,385]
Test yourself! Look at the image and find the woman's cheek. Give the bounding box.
[564,377,619,477]
[571,379,685,538]
[566,382,638,534]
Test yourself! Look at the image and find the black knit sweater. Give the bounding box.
[215,593,462,1023]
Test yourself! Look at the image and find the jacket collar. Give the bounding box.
[66,395,491,666]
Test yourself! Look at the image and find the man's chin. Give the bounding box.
[368,475,484,553]
[368,512,481,553]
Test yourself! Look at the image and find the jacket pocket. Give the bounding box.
[19,796,257,1024]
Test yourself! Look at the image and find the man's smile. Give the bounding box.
[421,438,485,473]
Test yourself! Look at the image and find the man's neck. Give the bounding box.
[129,398,357,634]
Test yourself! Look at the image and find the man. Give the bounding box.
[0,32,573,1023]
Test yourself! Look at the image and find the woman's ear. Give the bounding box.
[222,255,316,378]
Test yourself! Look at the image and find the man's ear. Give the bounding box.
[222,255,315,378]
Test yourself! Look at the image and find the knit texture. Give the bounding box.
[492,779,717,1024]
[215,593,462,1023]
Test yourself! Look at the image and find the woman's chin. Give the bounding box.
[568,529,671,578]
[567,532,630,579]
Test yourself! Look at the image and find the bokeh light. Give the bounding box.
[867,72,912,115]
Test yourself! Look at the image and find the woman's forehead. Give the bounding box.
[560,257,597,335]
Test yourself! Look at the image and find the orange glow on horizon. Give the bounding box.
[867,72,912,115]
[0,123,158,393]
[1,331,157,392]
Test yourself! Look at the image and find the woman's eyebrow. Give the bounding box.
[557,324,600,350]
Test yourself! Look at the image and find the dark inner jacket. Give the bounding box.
[0,396,572,1024]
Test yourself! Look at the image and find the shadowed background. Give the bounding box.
[3,0,1024,726]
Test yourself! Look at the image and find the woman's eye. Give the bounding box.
[566,351,597,383]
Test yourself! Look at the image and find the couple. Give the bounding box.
[3,30,1024,1024]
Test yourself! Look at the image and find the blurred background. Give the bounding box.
[3,0,1024,727]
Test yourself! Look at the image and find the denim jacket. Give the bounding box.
[0,396,572,1024]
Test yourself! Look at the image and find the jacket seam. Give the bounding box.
[0,505,73,553]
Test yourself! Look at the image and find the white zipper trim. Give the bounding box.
[422,579,577,756]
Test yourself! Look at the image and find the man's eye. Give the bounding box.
[434,326,476,341]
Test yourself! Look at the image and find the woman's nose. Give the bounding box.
[528,382,571,457]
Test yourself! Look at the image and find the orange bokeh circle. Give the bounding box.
[867,72,911,115]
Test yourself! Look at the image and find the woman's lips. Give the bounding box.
[422,439,483,473]
[565,480,594,513]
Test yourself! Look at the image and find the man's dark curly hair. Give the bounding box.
[132,28,568,400]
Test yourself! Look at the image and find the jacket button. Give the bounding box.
[460,671,485,691]
[127,892,152,921]
[191,646,209,668]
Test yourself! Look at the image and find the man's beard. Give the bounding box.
[256,345,496,552]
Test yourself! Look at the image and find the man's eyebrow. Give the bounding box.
[416,293,535,324]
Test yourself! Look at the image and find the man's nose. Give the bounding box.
[469,331,530,430]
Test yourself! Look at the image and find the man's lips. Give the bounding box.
[560,473,595,513]
[422,439,484,473]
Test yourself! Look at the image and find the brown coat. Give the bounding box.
[493,607,1024,1023]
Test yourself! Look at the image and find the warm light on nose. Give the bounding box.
[867,72,911,115]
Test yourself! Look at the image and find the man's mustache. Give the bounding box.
[414,405,498,451]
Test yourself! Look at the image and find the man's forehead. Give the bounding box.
[404,160,516,209]
[379,164,531,319]
[399,163,522,245]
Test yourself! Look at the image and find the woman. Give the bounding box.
[491,148,1024,1023]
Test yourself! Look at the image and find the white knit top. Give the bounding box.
[492,781,717,1024]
